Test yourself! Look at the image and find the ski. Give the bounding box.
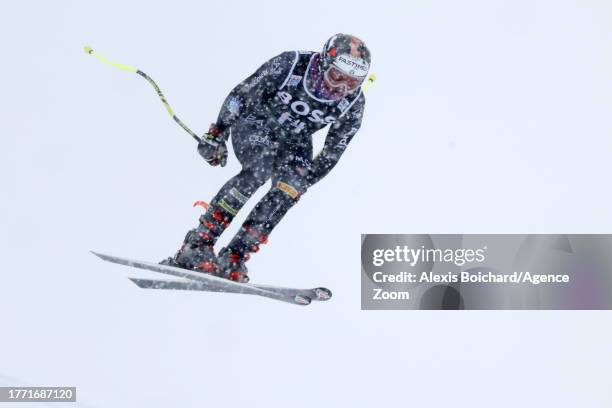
[128,277,332,301]
[92,251,330,305]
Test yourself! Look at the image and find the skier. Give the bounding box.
[162,33,371,283]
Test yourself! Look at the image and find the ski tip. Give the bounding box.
[90,251,109,260]
[127,277,144,287]
[127,277,168,290]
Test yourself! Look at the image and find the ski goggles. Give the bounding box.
[323,65,365,92]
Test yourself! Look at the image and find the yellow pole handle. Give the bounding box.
[363,73,377,93]
[83,46,138,73]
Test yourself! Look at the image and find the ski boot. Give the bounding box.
[161,205,233,274]
[217,225,268,283]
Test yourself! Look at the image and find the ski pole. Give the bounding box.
[83,45,202,143]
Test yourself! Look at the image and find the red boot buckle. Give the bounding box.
[229,271,249,283]
[198,261,217,273]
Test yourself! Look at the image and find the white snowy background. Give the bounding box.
[1,0,612,407]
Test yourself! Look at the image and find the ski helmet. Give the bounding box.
[320,34,371,94]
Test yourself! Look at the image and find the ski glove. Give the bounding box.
[198,124,228,167]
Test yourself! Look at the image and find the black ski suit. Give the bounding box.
[208,50,366,252]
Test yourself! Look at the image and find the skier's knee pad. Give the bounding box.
[212,169,269,216]
[274,180,303,202]
[215,187,248,217]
